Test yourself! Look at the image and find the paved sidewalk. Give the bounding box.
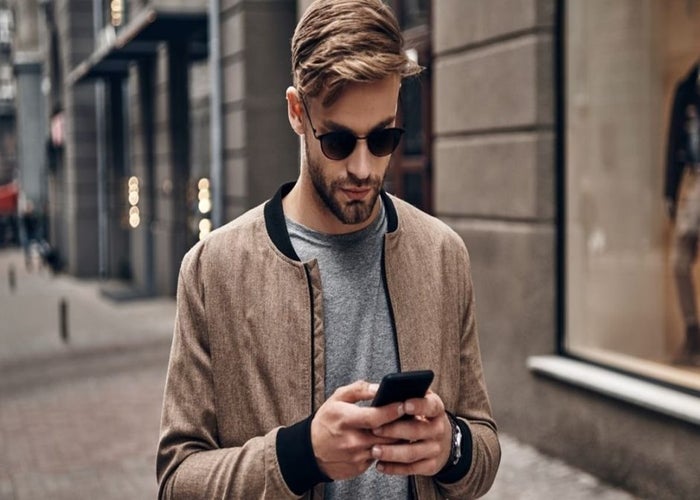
[0,249,176,364]
[0,248,641,499]
[0,249,174,500]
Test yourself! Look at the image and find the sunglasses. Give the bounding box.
[301,97,404,161]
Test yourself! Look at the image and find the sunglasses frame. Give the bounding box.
[300,96,405,161]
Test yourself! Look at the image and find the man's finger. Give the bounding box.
[343,402,406,430]
[403,391,444,418]
[372,417,433,442]
[331,380,378,404]
[371,440,438,464]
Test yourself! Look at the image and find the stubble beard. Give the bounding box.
[305,140,387,226]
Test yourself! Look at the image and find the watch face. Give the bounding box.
[450,418,462,465]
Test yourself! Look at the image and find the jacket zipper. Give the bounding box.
[380,240,401,372]
[304,265,315,415]
[304,264,317,500]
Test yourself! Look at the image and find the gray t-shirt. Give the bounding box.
[287,201,408,500]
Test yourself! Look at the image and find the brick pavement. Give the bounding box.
[0,343,167,499]
[0,249,174,500]
[0,248,642,499]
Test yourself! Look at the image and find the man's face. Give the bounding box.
[301,76,401,229]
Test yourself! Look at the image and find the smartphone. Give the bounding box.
[371,370,434,410]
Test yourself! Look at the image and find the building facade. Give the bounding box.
[0,0,16,245]
[433,1,699,498]
[10,0,700,497]
[0,1,15,188]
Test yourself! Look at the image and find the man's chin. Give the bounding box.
[335,200,375,225]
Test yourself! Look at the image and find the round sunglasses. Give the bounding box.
[301,97,404,161]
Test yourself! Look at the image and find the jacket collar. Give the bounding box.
[264,181,399,261]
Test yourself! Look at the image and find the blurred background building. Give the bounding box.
[0,0,16,245]
[3,0,699,498]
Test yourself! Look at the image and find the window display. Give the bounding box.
[566,0,700,391]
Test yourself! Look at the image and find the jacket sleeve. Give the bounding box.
[434,244,501,498]
[156,245,325,499]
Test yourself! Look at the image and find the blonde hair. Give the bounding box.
[291,0,422,106]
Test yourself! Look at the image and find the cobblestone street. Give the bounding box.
[0,249,173,499]
[0,249,641,499]
[0,342,167,499]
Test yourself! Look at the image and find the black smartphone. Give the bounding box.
[371,370,434,409]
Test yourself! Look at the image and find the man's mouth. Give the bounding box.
[340,187,372,201]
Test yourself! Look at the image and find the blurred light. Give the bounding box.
[197,177,211,214]
[199,218,212,240]
[198,198,212,214]
[199,218,212,232]
[110,0,123,26]
[127,176,140,229]
[129,213,140,228]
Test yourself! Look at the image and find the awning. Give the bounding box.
[67,6,208,85]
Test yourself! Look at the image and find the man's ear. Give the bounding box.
[286,87,305,136]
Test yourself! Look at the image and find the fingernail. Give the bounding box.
[397,403,404,417]
[371,445,381,459]
[405,402,414,413]
[373,427,383,436]
[369,383,379,393]
[376,463,384,472]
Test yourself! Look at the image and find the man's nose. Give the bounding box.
[346,139,373,180]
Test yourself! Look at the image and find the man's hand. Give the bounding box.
[311,380,405,480]
[369,391,453,476]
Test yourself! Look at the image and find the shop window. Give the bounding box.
[565,0,700,391]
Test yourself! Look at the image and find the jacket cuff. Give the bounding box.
[434,416,473,484]
[276,415,332,495]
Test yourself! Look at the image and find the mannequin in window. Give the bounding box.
[665,61,700,366]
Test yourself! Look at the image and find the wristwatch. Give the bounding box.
[447,413,463,466]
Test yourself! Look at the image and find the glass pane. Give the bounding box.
[397,0,429,30]
[566,0,700,389]
[403,172,424,211]
[400,77,423,156]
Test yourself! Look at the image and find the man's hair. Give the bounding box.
[291,0,422,106]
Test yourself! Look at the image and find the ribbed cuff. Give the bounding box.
[434,414,473,484]
[276,415,332,495]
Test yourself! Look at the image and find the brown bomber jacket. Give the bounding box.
[157,183,501,499]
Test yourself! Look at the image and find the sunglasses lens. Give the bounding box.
[320,132,357,160]
[367,129,404,157]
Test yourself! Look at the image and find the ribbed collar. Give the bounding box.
[263,181,399,261]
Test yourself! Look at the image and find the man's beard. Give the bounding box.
[305,141,387,225]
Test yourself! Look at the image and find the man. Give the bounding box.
[157,1,500,498]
